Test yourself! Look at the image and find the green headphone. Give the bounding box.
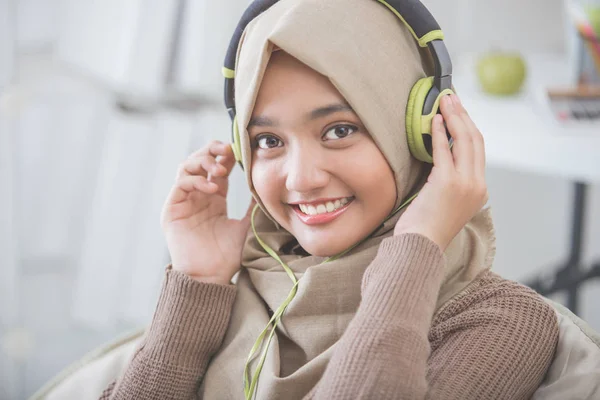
[222,1,454,398]
[223,0,454,168]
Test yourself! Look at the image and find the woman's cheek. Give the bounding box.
[251,161,281,211]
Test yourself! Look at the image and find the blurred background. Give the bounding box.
[1,0,599,398]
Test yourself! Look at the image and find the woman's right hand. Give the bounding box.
[160,140,255,285]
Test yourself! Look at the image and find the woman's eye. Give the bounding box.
[323,125,357,141]
[256,135,283,149]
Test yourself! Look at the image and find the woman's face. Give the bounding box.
[249,51,397,257]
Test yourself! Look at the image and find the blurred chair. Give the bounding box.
[30,299,600,400]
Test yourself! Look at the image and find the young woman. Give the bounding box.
[100,1,558,399]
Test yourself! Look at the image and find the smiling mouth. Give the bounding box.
[290,197,355,225]
[296,197,353,215]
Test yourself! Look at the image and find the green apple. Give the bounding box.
[476,52,527,96]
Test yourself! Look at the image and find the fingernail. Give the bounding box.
[444,95,454,109]
[452,94,460,105]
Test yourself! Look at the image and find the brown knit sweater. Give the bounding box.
[100,234,559,399]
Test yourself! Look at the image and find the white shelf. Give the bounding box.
[453,53,600,184]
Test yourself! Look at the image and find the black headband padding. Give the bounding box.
[224,0,441,72]
[383,0,440,39]
[224,0,279,71]
[223,0,449,114]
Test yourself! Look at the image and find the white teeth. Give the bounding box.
[297,197,352,216]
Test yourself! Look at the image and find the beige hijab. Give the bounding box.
[200,0,496,398]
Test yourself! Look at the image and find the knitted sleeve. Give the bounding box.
[306,233,559,400]
[426,273,559,400]
[99,266,237,400]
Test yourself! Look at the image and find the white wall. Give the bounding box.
[0,0,15,89]
[423,0,566,57]
[15,0,60,49]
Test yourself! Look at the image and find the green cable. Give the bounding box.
[243,192,418,399]
[244,205,300,398]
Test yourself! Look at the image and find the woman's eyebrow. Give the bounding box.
[248,103,355,129]
[248,115,275,128]
[308,103,355,120]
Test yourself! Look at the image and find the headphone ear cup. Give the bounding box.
[406,77,434,163]
[231,115,244,169]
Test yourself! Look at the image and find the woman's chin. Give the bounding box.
[295,234,355,258]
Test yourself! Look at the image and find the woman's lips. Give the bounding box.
[292,198,353,225]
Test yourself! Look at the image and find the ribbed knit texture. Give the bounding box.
[100,234,558,399]
[99,266,237,400]
[426,270,560,400]
[306,234,446,399]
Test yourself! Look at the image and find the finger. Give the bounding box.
[167,175,218,204]
[451,95,486,183]
[439,95,473,175]
[450,94,470,118]
[178,141,231,176]
[179,139,234,178]
[178,155,224,179]
[452,95,479,144]
[431,114,453,168]
[208,145,238,198]
[473,131,486,184]
[216,144,236,173]
[189,140,230,159]
[211,144,236,179]
[244,198,257,219]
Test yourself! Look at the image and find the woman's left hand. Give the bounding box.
[394,93,488,252]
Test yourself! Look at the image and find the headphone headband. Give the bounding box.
[223,0,452,117]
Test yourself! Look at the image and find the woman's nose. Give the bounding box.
[284,148,329,194]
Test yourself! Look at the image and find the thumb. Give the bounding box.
[238,199,257,234]
[242,197,256,224]
[244,198,257,220]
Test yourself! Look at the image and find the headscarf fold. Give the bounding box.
[200,1,496,398]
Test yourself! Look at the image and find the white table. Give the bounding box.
[453,52,600,313]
